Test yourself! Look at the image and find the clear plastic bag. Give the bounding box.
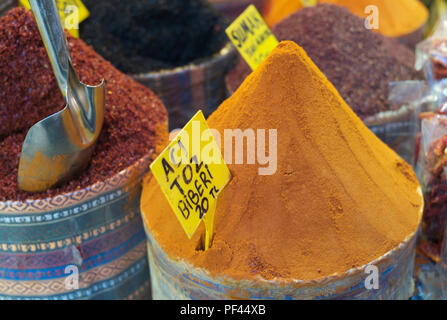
[416,11,447,83]
[376,80,434,165]
[412,114,447,300]
[419,115,447,245]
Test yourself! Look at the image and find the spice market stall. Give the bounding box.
[1,0,446,302]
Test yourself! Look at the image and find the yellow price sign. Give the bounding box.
[19,0,89,38]
[150,111,231,250]
[226,4,279,71]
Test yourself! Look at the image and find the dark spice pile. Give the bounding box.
[0,8,167,201]
[227,3,419,120]
[79,0,228,74]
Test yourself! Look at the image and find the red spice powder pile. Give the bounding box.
[0,8,167,201]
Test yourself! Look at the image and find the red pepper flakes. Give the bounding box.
[420,114,447,248]
[0,8,168,201]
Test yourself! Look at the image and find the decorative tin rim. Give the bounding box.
[0,150,154,214]
[143,187,423,289]
[130,42,236,81]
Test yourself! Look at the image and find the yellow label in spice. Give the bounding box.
[226,4,279,70]
[150,111,231,249]
[19,0,89,38]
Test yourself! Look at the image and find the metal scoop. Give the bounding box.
[18,0,105,192]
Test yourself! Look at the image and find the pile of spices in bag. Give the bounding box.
[142,41,422,281]
[429,43,447,81]
[0,8,168,201]
[416,18,447,81]
[227,4,420,121]
[321,0,428,38]
[418,114,447,257]
[79,0,228,74]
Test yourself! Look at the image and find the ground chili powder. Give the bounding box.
[79,0,228,74]
[227,4,420,120]
[142,41,422,281]
[0,8,167,201]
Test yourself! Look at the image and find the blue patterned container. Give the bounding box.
[131,43,238,130]
[142,189,423,300]
[0,154,153,300]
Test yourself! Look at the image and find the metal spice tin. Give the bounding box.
[0,154,153,300]
[131,43,238,130]
[142,189,423,300]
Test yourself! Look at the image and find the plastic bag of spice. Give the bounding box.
[418,114,447,257]
[416,12,447,82]
[368,81,432,165]
[415,188,447,300]
[357,82,429,166]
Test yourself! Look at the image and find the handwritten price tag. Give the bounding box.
[150,111,231,250]
[20,0,89,38]
[226,4,279,70]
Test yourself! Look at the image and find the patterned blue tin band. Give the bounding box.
[0,230,145,281]
[0,155,152,299]
[0,257,149,300]
[145,220,419,300]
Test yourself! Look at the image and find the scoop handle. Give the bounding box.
[29,0,72,96]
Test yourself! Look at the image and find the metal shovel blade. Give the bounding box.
[18,0,105,192]
[18,67,105,192]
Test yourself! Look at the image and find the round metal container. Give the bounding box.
[0,154,153,300]
[0,0,16,17]
[142,189,423,300]
[364,107,420,166]
[130,43,238,130]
